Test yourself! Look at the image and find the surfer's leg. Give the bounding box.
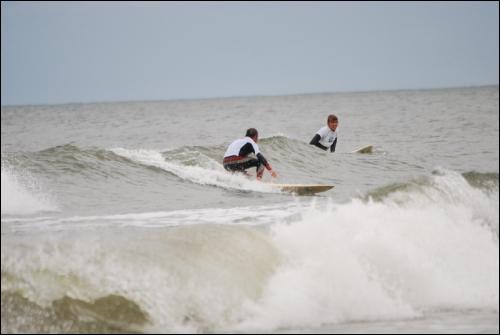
[238,158,261,176]
[255,155,267,179]
[255,162,264,179]
[223,156,257,176]
[235,158,262,177]
[224,157,263,179]
[235,158,263,179]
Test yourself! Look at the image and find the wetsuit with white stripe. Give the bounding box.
[223,137,272,178]
[310,126,337,152]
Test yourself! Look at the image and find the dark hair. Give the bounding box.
[245,128,258,138]
[327,114,338,123]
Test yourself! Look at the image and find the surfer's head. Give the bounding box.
[327,114,338,131]
[245,128,259,142]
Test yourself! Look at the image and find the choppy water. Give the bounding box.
[1,86,499,333]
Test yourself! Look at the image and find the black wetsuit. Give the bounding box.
[223,137,272,178]
[310,134,337,152]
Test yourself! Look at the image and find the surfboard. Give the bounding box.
[266,183,334,195]
[351,144,373,154]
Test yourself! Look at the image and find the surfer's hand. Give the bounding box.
[270,170,278,178]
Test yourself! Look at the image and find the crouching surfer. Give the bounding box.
[223,128,278,180]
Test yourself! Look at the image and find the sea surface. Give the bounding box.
[1,86,499,333]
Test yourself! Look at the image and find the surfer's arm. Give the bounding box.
[309,134,328,151]
[330,138,337,152]
[257,153,271,170]
[239,142,256,156]
[257,153,277,177]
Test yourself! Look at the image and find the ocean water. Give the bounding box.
[1,86,498,333]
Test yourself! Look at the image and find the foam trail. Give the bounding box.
[110,148,276,193]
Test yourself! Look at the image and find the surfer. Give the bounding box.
[223,128,278,180]
[310,114,338,152]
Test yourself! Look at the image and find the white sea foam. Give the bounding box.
[110,147,276,193]
[238,170,499,330]
[1,168,498,332]
[1,165,58,215]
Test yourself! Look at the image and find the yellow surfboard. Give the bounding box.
[267,183,334,195]
[351,144,373,154]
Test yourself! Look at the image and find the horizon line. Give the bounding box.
[2,83,498,108]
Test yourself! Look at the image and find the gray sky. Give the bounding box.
[1,1,499,106]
